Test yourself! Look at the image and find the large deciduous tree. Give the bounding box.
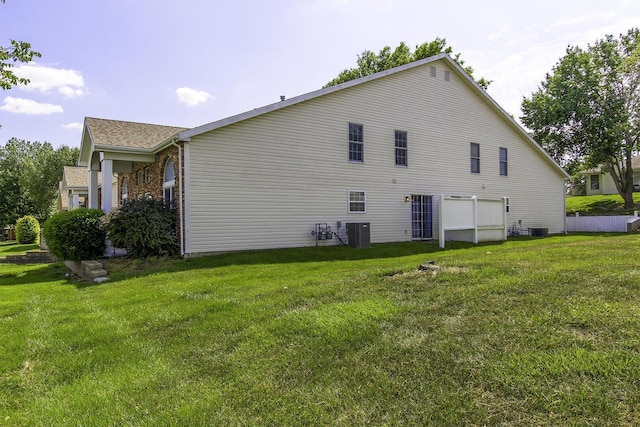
[521,28,640,208]
[325,38,491,89]
[0,139,79,226]
[0,0,41,91]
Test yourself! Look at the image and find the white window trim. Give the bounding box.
[163,158,176,203]
[348,123,364,163]
[499,147,508,176]
[395,130,408,167]
[348,190,366,214]
[470,142,480,174]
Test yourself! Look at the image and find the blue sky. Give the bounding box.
[1,0,638,149]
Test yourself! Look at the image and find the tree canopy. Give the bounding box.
[325,38,491,89]
[0,139,79,226]
[521,28,640,208]
[0,0,41,91]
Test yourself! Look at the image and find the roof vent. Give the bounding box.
[280,95,286,101]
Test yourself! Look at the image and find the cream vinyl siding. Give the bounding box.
[185,58,566,254]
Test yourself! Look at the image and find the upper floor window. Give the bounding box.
[470,143,480,174]
[395,131,408,166]
[499,147,508,176]
[348,190,366,213]
[348,123,363,162]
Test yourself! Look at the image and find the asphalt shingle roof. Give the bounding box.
[85,117,188,149]
[62,166,88,188]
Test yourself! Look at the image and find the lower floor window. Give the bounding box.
[348,190,366,213]
[164,185,175,203]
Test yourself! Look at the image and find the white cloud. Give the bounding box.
[14,63,86,98]
[488,25,511,41]
[176,87,212,106]
[0,97,64,115]
[62,122,83,130]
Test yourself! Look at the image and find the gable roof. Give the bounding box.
[173,54,569,179]
[85,117,187,149]
[77,54,568,179]
[60,166,113,189]
[62,166,88,189]
[79,117,188,166]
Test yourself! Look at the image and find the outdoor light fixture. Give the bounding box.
[404,196,411,203]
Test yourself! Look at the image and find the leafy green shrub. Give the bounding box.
[43,209,106,261]
[105,198,178,258]
[15,215,40,244]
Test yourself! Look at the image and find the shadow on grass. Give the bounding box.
[0,262,69,286]
[102,239,517,284]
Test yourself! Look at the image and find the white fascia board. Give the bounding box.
[78,122,94,167]
[170,52,569,180]
[97,146,155,163]
[176,54,450,141]
[442,58,570,180]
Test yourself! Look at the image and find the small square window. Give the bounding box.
[348,190,366,213]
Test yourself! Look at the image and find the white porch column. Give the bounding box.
[88,169,99,209]
[67,192,74,210]
[72,194,80,209]
[101,158,113,213]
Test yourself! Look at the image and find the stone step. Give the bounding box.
[80,260,109,282]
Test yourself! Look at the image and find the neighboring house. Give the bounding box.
[581,157,640,196]
[78,53,570,257]
[57,166,117,212]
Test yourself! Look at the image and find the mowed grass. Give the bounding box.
[0,241,40,256]
[2,235,640,425]
[566,193,640,216]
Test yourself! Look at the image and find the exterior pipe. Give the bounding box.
[170,139,185,257]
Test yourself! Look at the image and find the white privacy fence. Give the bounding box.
[566,212,640,233]
[439,196,507,248]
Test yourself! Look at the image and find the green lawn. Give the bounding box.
[2,235,640,425]
[566,193,640,215]
[0,241,40,256]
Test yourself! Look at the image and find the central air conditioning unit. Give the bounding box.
[346,222,371,249]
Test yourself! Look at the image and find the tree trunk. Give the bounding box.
[609,170,635,209]
[622,185,635,209]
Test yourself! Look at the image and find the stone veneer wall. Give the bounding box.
[117,144,184,250]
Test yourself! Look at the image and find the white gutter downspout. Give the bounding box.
[170,139,185,257]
